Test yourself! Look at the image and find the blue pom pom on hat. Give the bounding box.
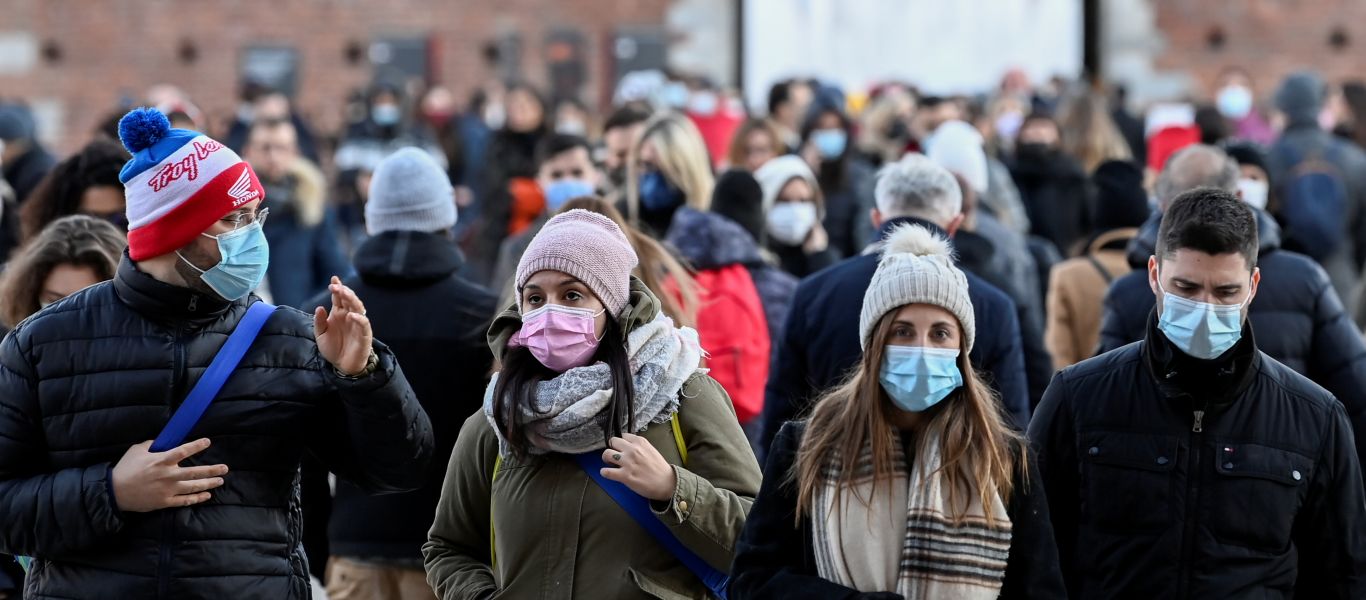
[115,107,264,261]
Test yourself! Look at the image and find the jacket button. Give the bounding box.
[1088,447,1099,456]
[1292,470,1302,481]
[1156,456,1169,466]
[677,500,689,513]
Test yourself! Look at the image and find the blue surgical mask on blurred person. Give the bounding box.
[878,346,963,412]
[994,111,1024,141]
[543,179,596,212]
[661,82,689,109]
[1157,278,1245,360]
[1237,178,1269,210]
[687,92,719,116]
[555,119,587,136]
[811,129,847,160]
[1216,86,1254,120]
[639,170,685,211]
[372,104,402,127]
[178,213,271,301]
[766,202,818,246]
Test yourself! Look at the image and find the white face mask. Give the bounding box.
[766,202,819,246]
[1238,178,1269,210]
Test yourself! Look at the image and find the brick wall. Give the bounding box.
[0,0,670,154]
[1151,0,1365,97]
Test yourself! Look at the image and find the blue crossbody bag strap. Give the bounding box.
[572,452,730,599]
[151,301,278,452]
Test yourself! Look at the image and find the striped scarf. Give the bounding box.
[811,431,1011,599]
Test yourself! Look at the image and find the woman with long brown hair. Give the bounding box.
[729,224,1065,599]
[0,214,125,331]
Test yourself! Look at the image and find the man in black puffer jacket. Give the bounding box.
[1098,145,1366,474]
[311,148,499,598]
[1031,188,1366,598]
[0,109,433,599]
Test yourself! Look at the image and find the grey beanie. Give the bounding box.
[366,147,456,234]
[1274,71,1325,125]
[859,223,976,352]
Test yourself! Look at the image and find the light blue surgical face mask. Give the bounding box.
[178,214,271,301]
[372,104,402,127]
[879,345,964,412]
[811,128,847,160]
[543,179,596,212]
[1157,278,1246,360]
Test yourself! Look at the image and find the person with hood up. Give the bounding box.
[312,148,497,600]
[1031,187,1366,598]
[1044,160,1150,369]
[0,103,56,205]
[423,209,761,599]
[1267,70,1366,300]
[1009,113,1091,257]
[753,155,839,278]
[1098,144,1366,474]
[731,223,1066,600]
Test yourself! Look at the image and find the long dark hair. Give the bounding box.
[492,315,637,459]
[0,215,126,328]
[21,139,127,241]
[801,106,854,191]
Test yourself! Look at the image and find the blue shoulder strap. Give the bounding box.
[573,452,730,600]
[151,301,278,452]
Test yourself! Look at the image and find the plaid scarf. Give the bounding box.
[811,431,1011,599]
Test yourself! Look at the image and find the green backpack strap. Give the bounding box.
[488,412,688,568]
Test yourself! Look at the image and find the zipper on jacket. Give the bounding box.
[159,328,189,599]
[1176,402,1209,598]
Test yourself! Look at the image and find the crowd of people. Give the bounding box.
[0,62,1365,599]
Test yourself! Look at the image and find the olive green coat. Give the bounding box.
[423,280,762,599]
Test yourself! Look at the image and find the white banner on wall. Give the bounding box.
[742,0,1083,108]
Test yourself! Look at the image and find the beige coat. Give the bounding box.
[1044,228,1138,369]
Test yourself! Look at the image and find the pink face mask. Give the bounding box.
[509,304,606,372]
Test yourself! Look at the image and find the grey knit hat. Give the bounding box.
[366,147,457,235]
[859,223,976,352]
[516,209,639,316]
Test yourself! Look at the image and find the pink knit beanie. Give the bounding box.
[515,209,639,315]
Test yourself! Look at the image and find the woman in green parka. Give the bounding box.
[423,208,762,599]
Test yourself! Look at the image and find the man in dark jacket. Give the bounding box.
[309,148,496,599]
[759,155,1029,458]
[0,109,433,599]
[1267,71,1366,299]
[1098,145,1366,471]
[1030,187,1366,598]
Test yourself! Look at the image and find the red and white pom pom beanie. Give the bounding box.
[116,107,265,260]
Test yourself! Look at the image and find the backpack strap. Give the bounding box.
[151,301,278,452]
[1086,255,1115,284]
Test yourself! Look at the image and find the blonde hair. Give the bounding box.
[727,118,784,170]
[794,310,1025,526]
[559,196,699,328]
[626,112,715,225]
[1057,90,1133,173]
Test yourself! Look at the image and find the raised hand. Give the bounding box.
[314,276,373,376]
[110,438,228,512]
[600,433,678,501]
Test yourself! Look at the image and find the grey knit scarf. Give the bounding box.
[484,313,704,456]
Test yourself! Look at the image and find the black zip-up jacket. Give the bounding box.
[0,255,433,599]
[1029,314,1366,598]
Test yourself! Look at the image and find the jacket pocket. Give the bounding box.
[1208,442,1312,552]
[627,568,707,600]
[1080,431,1179,533]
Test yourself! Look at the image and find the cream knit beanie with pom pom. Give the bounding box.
[858,223,976,351]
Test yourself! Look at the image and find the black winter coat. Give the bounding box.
[0,256,434,599]
[729,421,1067,599]
[313,231,498,563]
[1098,210,1366,472]
[1009,145,1090,257]
[1029,317,1366,598]
[758,218,1029,460]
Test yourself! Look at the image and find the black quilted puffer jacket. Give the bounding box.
[0,256,433,599]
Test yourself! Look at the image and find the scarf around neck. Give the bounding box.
[812,431,1012,599]
[483,312,704,456]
